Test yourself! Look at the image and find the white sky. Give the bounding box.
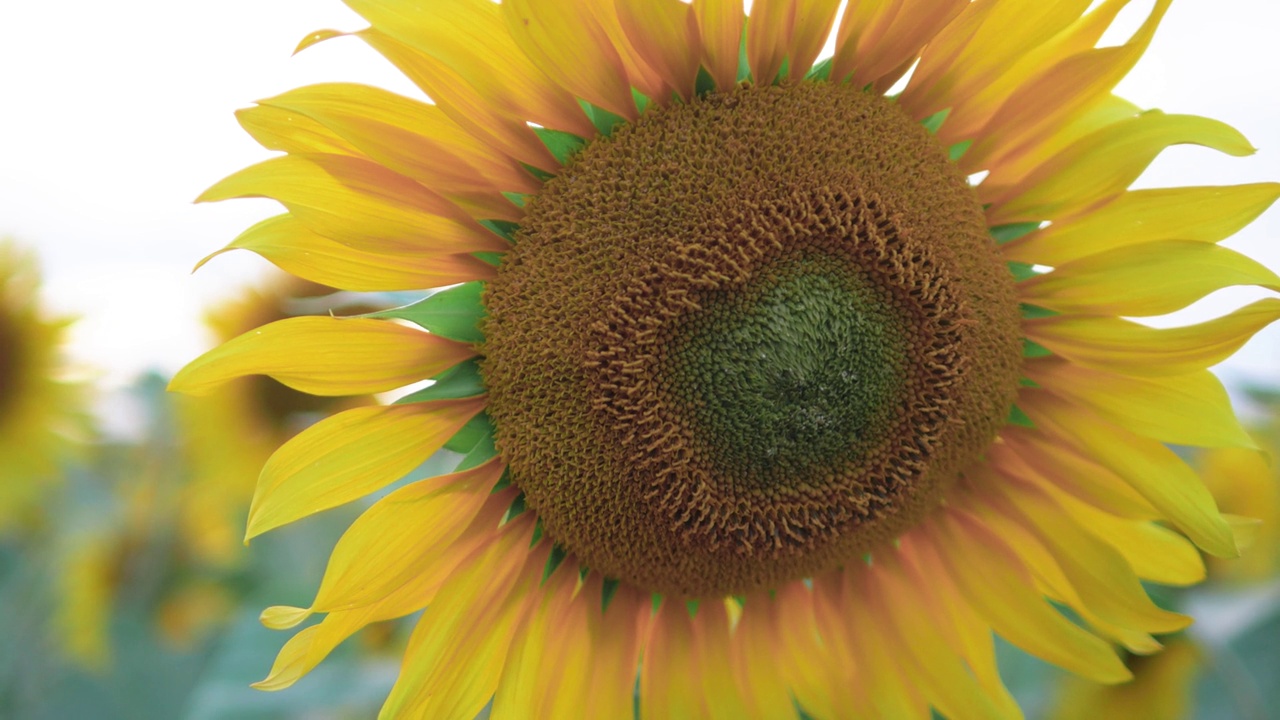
[0,1,1277,406]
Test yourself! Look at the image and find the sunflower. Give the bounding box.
[0,239,86,534]
[172,0,1280,716]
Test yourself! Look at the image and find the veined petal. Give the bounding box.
[581,578,650,720]
[985,112,1255,224]
[836,569,931,718]
[993,433,1159,520]
[491,565,586,720]
[1023,241,1280,316]
[380,519,543,720]
[694,0,746,92]
[198,214,496,293]
[979,93,1141,185]
[746,0,841,84]
[353,28,558,170]
[1005,183,1280,266]
[616,0,702,99]
[928,510,1132,684]
[261,83,538,197]
[245,398,485,539]
[310,461,503,612]
[833,0,968,90]
[901,0,1092,121]
[1025,298,1280,378]
[1021,391,1237,557]
[169,316,474,397]
[786,0,842,81]
[343,0,595,137]
[965,0,1172,169]
[693,600,761,720]
[502,0,637,119]
[727,595,796,720]
[1025,361,1256,449]
[198,154,508,254]
[236,104,360,156]
[770,582,845,719]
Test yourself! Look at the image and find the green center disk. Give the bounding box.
[669,257,907,482]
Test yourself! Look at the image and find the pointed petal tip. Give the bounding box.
[295,28,347,56]
[261,605,313,630]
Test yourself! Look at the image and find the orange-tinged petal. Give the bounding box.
[641,599,704,718]
[770,582,845,719]
[985,112,1255,224]
[1023,241,1280,316]
[836,569,930,718]
[169,316,474,397]
[196,215,496,293]
[694,0,745,91]
[491,564,584,720]
[354,28,559,170]
[198,154,508,255]
[727,595,796,720]
[979,93,1142,184]
[1006,183,1280,266]
[310,460,503,612]
[1025,361,1256,449]
[965,0,1172,169]
[245,399,485,539]
[901,0,1091,121]
[343,0,595,137]
[786,0,842,81]
[928,510,1132,683]
[1022,391,1237,557]
[747,0,841,84]
[1025,298,1280,378]
[380,518,542,720]
[582,579,649,720]
[833,0,968,89]
[993,433,1159,520]
[694,600,760,720]
[616,0,703,99]
[502,0,637,119]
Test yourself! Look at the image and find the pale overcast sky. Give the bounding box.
[1,1,1277,411]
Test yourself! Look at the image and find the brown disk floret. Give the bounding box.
[481,82,1023,597]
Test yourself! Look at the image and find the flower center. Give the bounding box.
[481,82,1023,597]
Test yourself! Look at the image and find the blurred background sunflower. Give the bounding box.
[0,1,1278,719]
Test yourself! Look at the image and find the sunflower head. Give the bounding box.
[172,0,1280,716]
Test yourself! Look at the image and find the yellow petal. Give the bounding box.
[769,582,845,719]
[727,596,797,720]
[261,605,311,631]
[641,599,705,718]
[746,0,841,84]
[380,519,542,720]
[581,578,650,720]
[200,154,507,255]
[616,0,702,99]
[1022,391,1237,557]
[502,0,637,119]
[785,0,842,81]
[197,214,496,293]
[694,0,745,92]
[1006,183,1280,267]
[1024,241,1280,316]
[833,0,968,90]
[928,510,1132,683]
[343,0,595,138]
[836,569,931,718]
[994,480,1190,634]
[311,460,503,612]
[1025,361,1256,449]
[1025,298,1280,378]
[901,0,1091,122]
[169,316,474,397]
[985,112,1255,224]
[491,564,583,719]
[235,103,359,156]
[694,600,762,720]
[355,28,559,169]
[246,398,485,539]
[994,433,1159,520]
[978,93,1142,184]
[965,0,1172,169]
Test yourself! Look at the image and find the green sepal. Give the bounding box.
[449,411,494,460]
[1022,339,1052,358]
[479,219,521,244]
[542,544,568,582]
[601,578,621,613]
[732,595,747,607]
[774,59,791,85]
[990,222,1041,245]
[368,281,486,343]
[685,600,700,618]
[652,594,664,613]
[394,359,485,405]
[580,100,627,137]
[695,66,717,96]
[578,565,590,582]
[806,57,833,81]
[534,127,587,166]
[736,31,751,83]
[632,88,651,114]
[1008,405,1035,428]
[474,251,504,267]
[530,518,544,546]
[1007,261,1039,282]
[502,191,529,208]
[1019,303,1058,320]
[490,468,512,493]
[521,163,556,182]
[920,108,950,135]
[948,139,973,162]
[504,493,527,523]
[1019,377,1041,388]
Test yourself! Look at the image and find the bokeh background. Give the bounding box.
[1,0,1277,718]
